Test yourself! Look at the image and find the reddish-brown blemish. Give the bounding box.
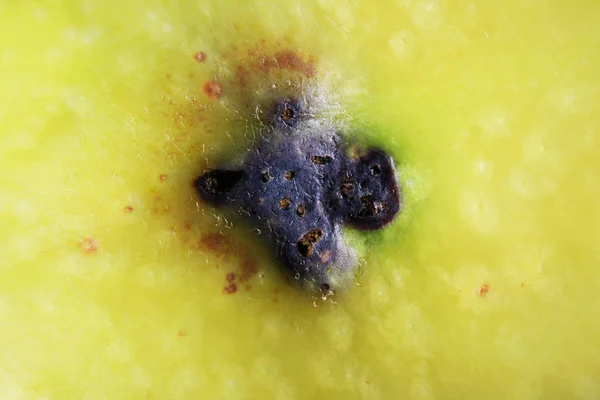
[203,81,222,100]
[178,330,186,337]
[124,205,134,213]
[194,51,207,63]
[159,174,168,182]
[223,282,237,294]
[196,232,259,292]
[252,50,315,78]
[197,232,232,260]
[79,237,98,254]
[239,258,258,283]
[478,284,490,297]
[183,222,193,231]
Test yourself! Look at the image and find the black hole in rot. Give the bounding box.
[321,283,331,292]
[284,170,295,180]
[281,107,294,121]
[297,229,324,257]
[261,171,271,183]
[371,164,382,175]
[359,195,381,217]
[311,155,333,165]
[198,169,245,194]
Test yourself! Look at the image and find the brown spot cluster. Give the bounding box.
[195,232,259,294]
[253,50,316,78]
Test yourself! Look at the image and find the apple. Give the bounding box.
[1,0,599,398]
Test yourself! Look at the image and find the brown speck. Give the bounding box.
[80,237,98,254]
[184,222,192,231]
[159,174,168,182]
[245,285,252,291]
[520,282,525,287]
[203,81,222,100]
[124,205,134,213]
[279,197,292,210]
[478,284,490,297]
[284,170,295,180]
[296,202,306,217]
[226,272,235,283]
[223,282,237,294]
[178,330,186,337]
[194,51,206,63]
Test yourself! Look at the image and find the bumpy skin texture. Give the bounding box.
[195,99,401,294]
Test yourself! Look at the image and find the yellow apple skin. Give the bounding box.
[1,0,600,398]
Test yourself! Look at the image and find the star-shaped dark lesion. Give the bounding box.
[194,98,401,295]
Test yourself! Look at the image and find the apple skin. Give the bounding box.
[1,0,600,399]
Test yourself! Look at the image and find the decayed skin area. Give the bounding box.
[194,80,401,294]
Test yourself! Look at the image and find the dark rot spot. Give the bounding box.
[223,282,237,294]
[194,51,207,63]
[261,171,271,183]
[370,164,382,175]
[124,205,134,213]
[311,155,333,165]
[284,170,295,180]
[195,169,245,198]
[79,237,98,254]
[273,99,301,128]
[203,81,223,100]
[279,197,292,210]
[226,272,235,282]
[296,202,306,217]
[297,229,324,257]
[340,176,354,198]
[478,284,490,297]
[359,195,382,217]
[281,107,294,122]
[346,148,401,230]
[159,174,168,182]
